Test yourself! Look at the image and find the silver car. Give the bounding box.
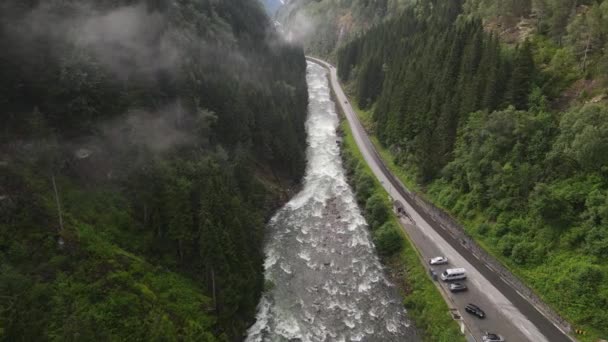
[429,256,448,265]
[449,282,467,292]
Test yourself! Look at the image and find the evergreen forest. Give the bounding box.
[336,0,608,337]
[0,0,308,340]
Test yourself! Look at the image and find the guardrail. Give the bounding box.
[308,55,574,340]
[364,112,574,339]
[407,185,573,334]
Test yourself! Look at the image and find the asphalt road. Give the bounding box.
[307,57,573,342]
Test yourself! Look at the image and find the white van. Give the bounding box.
[441,268,467,281]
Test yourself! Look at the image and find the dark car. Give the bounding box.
[449,282,467,292]
[465,303,486,319]
[482,332,505,342]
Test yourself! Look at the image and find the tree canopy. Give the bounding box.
[0,0,308,340]
[335,0,608,336]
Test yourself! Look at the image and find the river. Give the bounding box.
[245,62,418,342]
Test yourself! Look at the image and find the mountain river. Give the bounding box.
[245,62,418,342]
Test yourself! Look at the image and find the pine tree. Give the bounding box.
[508,41,535,110]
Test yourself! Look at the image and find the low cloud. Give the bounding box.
[280,10,317,44]
[6,2,183,79]
[101,102,194,154]
[72,5,181,78]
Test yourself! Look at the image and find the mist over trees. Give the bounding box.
[0,0,308,340]
[276,0,416,56]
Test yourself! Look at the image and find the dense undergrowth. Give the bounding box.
[334,0,608,338]
[339,120,465,342]
[0,0,308,340]
[351,100,608,341]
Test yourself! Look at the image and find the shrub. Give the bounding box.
[498,234,518,257]
[494,222,510,237]
[365,194,389,229]
[511,240,533,265]
[585,226,608,258]
[477,222,491,236]
[355,172,375,204]
[373,221,402,257]
[508,217,528,235]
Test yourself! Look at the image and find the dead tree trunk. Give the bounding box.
[211,266,217,312]
[52,174,64,233]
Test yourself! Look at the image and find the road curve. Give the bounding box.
[307,56,573,342]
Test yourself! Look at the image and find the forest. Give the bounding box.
[336,0,608,338]
[0,0,308,340]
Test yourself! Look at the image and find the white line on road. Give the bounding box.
[308,56,553,342]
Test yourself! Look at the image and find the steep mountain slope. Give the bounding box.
[284,0,608,339]
[333,0,608,340]
[277,0,414,56]
[0,0,307,340]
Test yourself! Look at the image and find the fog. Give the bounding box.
[101,103,201,155]
[0,0,298,169]
[279,10,317,44]
[74,5,180,79]
[7,2,182,80]
[0,1,236,154]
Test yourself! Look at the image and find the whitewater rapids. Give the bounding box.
[245,62,418,342]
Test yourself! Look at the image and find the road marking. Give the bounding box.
[307,57,561,342]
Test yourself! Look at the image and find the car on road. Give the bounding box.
[429,256,448,265]
[465,303,486,319]
[449,282,467,292]
[441,267,466,281]
[482,332,505,342]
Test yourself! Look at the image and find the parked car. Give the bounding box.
[441,267,466,281]
[429,268,438,281]
[482,332,504,342]
[429,256,448,265]
[465,303,486,319]
[449,282,467,292]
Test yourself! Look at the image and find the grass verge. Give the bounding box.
[351,105,421,192]
[349,100,601,341]
[340,119,465,342]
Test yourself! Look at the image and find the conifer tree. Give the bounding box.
[508,41,535,110]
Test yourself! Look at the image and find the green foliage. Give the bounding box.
[338,4,523,181]
[357,57,384,109]
[331,0,608,337]
[365,193,390,229]
[529,183,575,229]
[373,221,403,256]
[432,103,608,336]
[353,95,608,338]
[340,121,464,342]
[583,189,608,258]
[554,104,608,172]
[508,41,536,110]
[354,167,375,204]
[0,215,219,341]
[0,0,308,340]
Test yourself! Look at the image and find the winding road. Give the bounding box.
[307,56,573,342]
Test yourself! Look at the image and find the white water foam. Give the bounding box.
[245,62,417,342]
